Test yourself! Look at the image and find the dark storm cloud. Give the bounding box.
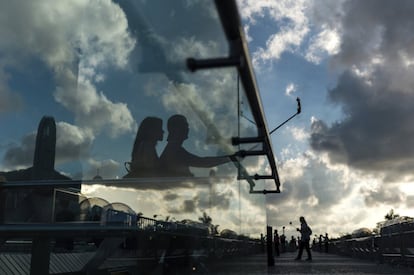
[2,133,36,168]
[310,0,414,180]
[164,192,179,201]
[336,0,414,67]
[2,121,94,170]
[168,199,196,214]
[195,188,233,210]
[311,70,414,177]
[362,184,406,207]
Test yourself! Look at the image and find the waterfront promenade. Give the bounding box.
[208,251,414,274]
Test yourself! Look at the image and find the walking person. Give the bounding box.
[295,216,312,261]
[274,229,280,256]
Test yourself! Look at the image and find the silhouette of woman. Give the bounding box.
[124,117,163,178]
[160,114,237,177]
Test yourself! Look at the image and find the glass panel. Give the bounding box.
[0,0,269,273]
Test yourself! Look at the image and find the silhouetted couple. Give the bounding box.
[124,114,238,178]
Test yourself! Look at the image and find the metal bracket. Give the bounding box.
[187,56,243,72]
[231,136,264,145]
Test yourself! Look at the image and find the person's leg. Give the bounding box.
[295,241,304,260]
[305,241,312,260]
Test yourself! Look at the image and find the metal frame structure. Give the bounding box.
[187,0,281,194]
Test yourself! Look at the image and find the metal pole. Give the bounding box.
[267,226,274,266]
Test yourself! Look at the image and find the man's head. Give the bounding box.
[167,114,189,141]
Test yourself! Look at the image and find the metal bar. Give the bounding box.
[0,223,140,238]
[214,0,281,190]
[269,112,299,135]
[266,226,274,266]
[231,136,264,145]
[250,190,280,194]
[0,182,5,224]
[30,237,51,275]
[187,56,241,72]
[253,175,274,180]
[238,150,266,157]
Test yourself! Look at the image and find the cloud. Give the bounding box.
[332,0,414,68]
[285,83,297,96]
[0,69,23,113]
[302,1,414,232]
[195,187,234,210]
[305,26,340,64]
[362,183,406,207]
[2,132,36,169]
[237,0,344,66]
[265,150,380,236]
[164,192,179,201]
[84,158,121,180]
[0,0,136,138]
[1,121,94,170]
[168,199,196,214]
[237,0,310,64]
[310,68,414,179]
[55,122,94,163]
[288,126,309,142]
[54,77,136,138]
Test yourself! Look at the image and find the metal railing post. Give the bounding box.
[266,226,274,266]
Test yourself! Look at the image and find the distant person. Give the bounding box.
[274,229,280,256]
[289,236,297,252]
[124,117,164,178]
[319,234,323,252]
[324,233,329,253]
[160,114,240,177]
[280,233,286,253]
[295,216,312,261]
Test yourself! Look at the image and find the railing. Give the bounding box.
[0,184,264,274]
[324,226,414,266]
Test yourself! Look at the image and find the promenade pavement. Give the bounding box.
[207,251,414,274]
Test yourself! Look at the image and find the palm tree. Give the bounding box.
[198,211,212,225]
[212,224,220,235]
[384,209,399,220]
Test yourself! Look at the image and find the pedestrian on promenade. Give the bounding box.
[274,229,280,256]
[295,216,312,261]
[280,232,286,253]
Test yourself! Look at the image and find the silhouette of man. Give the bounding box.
[324,233,329,253]
[274,229,280,256]
[295,216,312,261]
[160,114,237,177]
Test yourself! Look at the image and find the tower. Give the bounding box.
[32,116,57,180]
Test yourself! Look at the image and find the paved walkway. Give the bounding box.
[207,251,414,274]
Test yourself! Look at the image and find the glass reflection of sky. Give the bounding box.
[0,0,269,237]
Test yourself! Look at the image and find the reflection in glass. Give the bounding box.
[0,1,275,273]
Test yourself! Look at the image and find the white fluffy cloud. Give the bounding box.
[237,0,343,66]
[305,26,340,64]
[0,0,136,138]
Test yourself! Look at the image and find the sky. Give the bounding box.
[0,0,413,239]
[238,0,414,238]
